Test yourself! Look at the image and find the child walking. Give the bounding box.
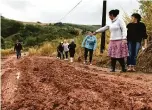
[57,42,64,59]
[63,40,69,60]
[68,39,76,62]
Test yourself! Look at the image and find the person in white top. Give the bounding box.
[63,40,69,60]
[94,9,128,72]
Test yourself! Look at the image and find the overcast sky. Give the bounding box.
[1,0,139,25]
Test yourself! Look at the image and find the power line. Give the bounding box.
[59,0,82,22]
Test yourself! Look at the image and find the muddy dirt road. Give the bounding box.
[1,56,152,110]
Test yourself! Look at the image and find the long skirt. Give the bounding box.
[108,40,128,58]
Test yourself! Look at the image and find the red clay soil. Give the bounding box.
[1,56,152,110]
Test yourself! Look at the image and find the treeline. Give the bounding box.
[1,16,100,49]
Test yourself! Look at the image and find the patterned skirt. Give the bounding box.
[108,40,128,58]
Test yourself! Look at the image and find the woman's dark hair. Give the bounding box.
[109,9,119,17]
[91,31,94,33]
[131,13,141,22]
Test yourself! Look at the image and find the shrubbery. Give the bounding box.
[25,37,37,46]
[1,16,99,49]
[1,16,24,38]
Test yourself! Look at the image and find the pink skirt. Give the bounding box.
[108,40,128,58]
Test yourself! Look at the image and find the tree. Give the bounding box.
[1,17,24,37]
[1,37,5,49]
[25,37,37,46]
[137,1,152,73]
[139,1,152,43]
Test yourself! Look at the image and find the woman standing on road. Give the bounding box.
[94,9,128,72]
[63,40,69,60]
[82,31,97,65]
[127,13,148,72]
[68,39,76,62]
[57,42,64,59]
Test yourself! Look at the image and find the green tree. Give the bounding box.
[139,1,152,43]
[1,37,5,49]
[25,37,37,46]
[1,17,24,37]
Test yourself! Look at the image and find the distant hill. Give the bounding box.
[1,16,100,49]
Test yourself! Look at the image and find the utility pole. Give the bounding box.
[100,0,107,53]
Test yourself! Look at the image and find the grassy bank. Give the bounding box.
[1,48,14,57]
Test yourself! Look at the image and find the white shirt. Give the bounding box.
[96,17,127,40]
[63,43,69,52]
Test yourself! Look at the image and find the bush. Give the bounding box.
[2,17,100,48]
[1,37,5,49]
[10,33,23,42]
[4,40,14,49]
[37,34,56,42]
[68,29,80,36]
[137,43,152,73]
[28,42,57,56]
[37,21,41,24]
[28,48,39,56]
[1,17,24,37]
[1,48,14,56]
[24,24,41,33]
[25,37,37,46]
[38,42,54,56]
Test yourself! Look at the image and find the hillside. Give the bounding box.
[1,16,100,49]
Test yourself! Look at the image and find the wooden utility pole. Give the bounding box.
[100,0,107,53]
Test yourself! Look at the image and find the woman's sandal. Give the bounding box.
[127,66,132,72]
[127,68,132,72]
[132,68,136,72]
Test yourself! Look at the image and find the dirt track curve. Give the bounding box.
[1,55,152,110]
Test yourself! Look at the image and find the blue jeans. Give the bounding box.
[127,41,141,65]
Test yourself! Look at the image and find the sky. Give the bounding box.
[0,0,139,25]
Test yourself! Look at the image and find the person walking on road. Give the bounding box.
[94,9,128,72]
[68,39,76,62]
[127,13,148,72]
[57,42,64,59]
[63,40,69,60]
[82,31,97,65]
[14,40,22,59]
